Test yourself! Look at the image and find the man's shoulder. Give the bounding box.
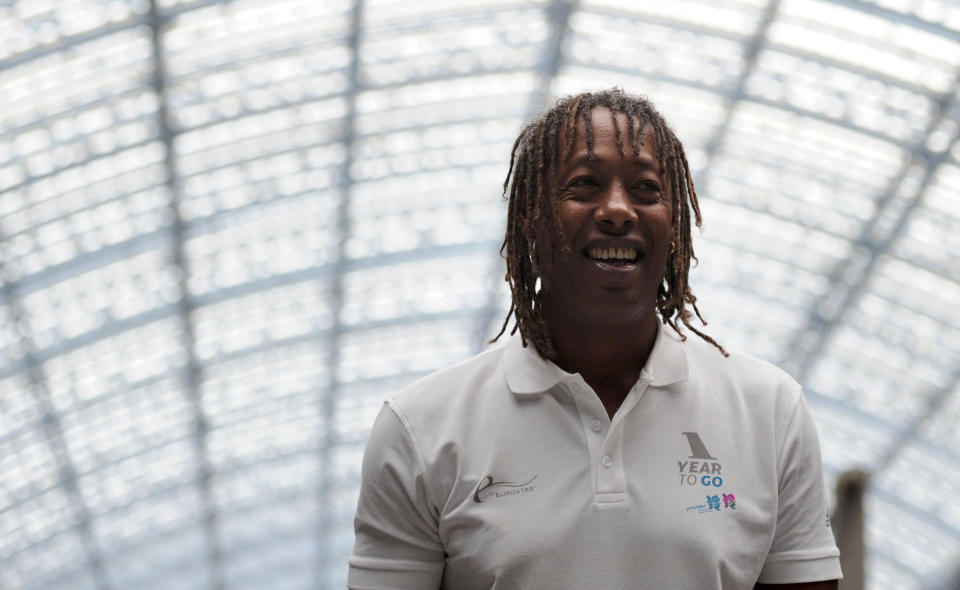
[388,343,510,422]
[681,332,801,398]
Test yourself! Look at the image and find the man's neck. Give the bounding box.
[547,314,659,419]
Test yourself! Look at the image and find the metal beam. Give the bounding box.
[0,238,499,383]
[873,368,960,474]
[1,86,151,139]
[5,137,507,298]
[870,481,960,545]
[0,17,148,73]
[563,58,905,146]
[472,0,577,352]
[868,546,936,587]
[807,388,960,470]
[0,242,112,590]
[5,28,931,211]
[146,1,224,589]
[827,0,960,45]
[0,0,239,76]
[581,5,935,97]
[700,0,781,170]
[316,0,363,587]
[529,0,577,114]
[783,65,960,386]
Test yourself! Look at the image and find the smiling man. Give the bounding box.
[348,89,842,589]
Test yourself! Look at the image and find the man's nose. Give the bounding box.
[595,183,638,229]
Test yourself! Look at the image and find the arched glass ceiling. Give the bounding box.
[1,0,959,588]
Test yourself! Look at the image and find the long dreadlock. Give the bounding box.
[491,88,727,359]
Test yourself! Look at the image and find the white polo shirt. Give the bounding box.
[349,323,842,589]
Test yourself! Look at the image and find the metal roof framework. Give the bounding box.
[1,0,959,588]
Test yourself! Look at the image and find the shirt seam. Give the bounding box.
[384,400,442,517]
[775,386,803,487]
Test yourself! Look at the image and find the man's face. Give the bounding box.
[538,106,674,333]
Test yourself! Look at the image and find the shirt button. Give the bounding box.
[591,420,602,432]
[602,455,613,468]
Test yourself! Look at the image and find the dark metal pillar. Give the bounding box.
[833,469,868,590]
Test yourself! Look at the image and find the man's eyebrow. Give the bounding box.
[631,156,660,170]
[562,154,661,172]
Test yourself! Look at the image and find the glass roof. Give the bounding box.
[1,0,959,588]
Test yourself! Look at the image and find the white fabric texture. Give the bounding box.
[349,323,842,589]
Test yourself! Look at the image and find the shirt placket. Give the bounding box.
[565,370,653,506]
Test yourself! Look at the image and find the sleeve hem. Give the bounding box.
[758,553,843,584]
[348,555,444,590]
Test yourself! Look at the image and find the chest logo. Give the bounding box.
[679,432,737,513]
[687,493,737,514]
[682,431,716,459]
[679,432,723,487]
[473,475,538,503]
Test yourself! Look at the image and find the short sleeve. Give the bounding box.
[348,403,445,590]
[758,389,843,584]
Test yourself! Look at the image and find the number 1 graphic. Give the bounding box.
[681,432,717,460]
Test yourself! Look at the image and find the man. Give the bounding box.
[348,89,841,589]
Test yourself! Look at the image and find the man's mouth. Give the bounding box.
[586,247,640,265]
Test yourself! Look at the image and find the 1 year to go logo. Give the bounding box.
[678,432,723,487]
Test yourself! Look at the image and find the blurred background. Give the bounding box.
[1,0,959,588]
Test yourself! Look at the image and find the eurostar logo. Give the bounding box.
[473,475,538,503]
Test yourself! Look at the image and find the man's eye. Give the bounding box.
[639,180,662,193]
[568,177,597,188]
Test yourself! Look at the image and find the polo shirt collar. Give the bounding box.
[504,321,689,395]
[644,322,689,386]
[504,334,570,394]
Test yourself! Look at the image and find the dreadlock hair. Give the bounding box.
[491,88,727,359]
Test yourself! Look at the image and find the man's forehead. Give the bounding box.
[580,107,651,136]
[586,105,643,124]
[566,107,659,161]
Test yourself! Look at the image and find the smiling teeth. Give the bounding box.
[588,247,638,261]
